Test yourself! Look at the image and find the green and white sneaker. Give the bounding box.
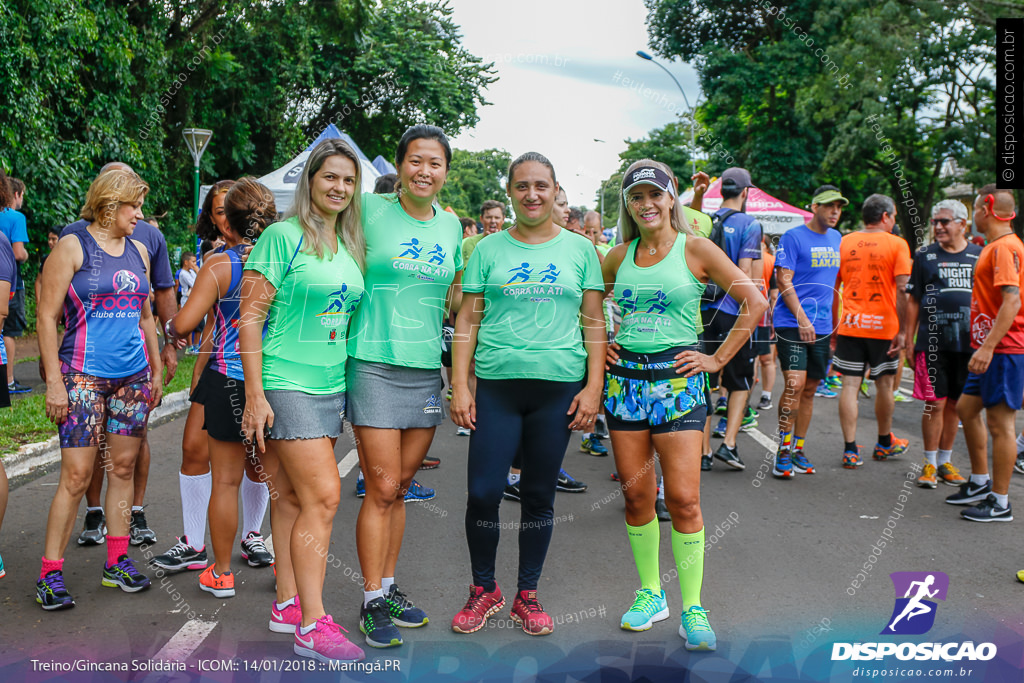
[620,588,669,631]
[679,605,717,651]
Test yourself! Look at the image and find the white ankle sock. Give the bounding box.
[993,492,1009,508]
[381,577,394,592]
[180,471,212,550]
[277,596,296,609]
[1017,432,1024,453]
[299,622,316,635]
[924,450,937,466]
[363,589,384,607]
[969,473,990,486]
[241,474,269,537]
[936,449,953,466]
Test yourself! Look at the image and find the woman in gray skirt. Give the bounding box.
[345,124,464,648]
[240,139,366,664]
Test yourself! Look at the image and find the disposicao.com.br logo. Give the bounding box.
[832,571,997,662]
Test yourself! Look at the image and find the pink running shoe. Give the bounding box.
[269,596,302,634]
[451,583,505,634]
[511,589,554,636]
[293,615,365,663]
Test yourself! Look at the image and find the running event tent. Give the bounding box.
[199,124,381,214]
[681,179,812,235]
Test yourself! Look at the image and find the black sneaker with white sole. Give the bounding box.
[503,482,521,502]
[960,494,1013,522]
[945,479,992,505]
[701,454,713,471]
[713,443,745,470]
[78,509,107,546]
[1015,454,1024,476]
[130,508,156,546]
[240,532,275,567]
[150,536,208,572]
[556,469,587,493]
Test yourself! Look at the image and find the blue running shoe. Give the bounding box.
[404,480,435,502]
[714,396,728,415]
[355,476,365,498]
[679,606,717,651]
[825,375,842,390]
[772,451,794,479]
[360,597,402,647]
[385,584,429,627]
[102,555,151,592]
[712,417,727,438]
[37,570,75,610]
[621,589,669,631]
[815,381,837,398]
[580,436,609,456]
[791,451,816,474]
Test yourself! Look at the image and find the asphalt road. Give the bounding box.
[1,372,1022,683]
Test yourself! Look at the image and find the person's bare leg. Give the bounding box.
[874,374,896,439]
[794,382,818,441]
[957,394,987,476]
[987,403,1017,496]
[103,434,143,539]
[921,399,944,452]
[354,427,402,594]
[44,448,99,560]
[938,399,959,452]
[132,432,151,508]
[84,451,105,508]
[260,445,299,604]
[838,375,861,443]
[778,370,806,437]
[207,438,245,575]
[384,428,437,579]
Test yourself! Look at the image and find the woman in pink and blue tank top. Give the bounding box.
[35,167,163,610]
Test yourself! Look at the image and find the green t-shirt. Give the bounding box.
[244,217,364,394]
[596,242,612,257]
[684,206,713,237]
[347,192,464,369]
[463,229,604,381]
[462,232,485,263]
[614,233,704,353]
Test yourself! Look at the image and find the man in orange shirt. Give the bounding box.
[833,195,913,468]
[946,185,1024,522]
[754,237,777,411]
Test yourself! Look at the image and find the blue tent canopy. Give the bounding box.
[306,123,371,162]
[372,155,397,176]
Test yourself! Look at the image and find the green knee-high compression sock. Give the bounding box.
[671,527,705,610]
[626,518,661,592]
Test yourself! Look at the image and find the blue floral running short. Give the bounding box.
[603,346,708,434]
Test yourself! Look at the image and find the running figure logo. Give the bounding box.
[505,262,534,285]
[880,571,949,635]
[423,394,442,415]
[427,244,446,265]
[113,270,141,293]
[538,263,560,283]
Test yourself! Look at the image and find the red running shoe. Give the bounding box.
[511,589,554,636]
[451,584,505,634]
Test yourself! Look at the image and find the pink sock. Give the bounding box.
[40,557,64,580]
[106,536,130,567]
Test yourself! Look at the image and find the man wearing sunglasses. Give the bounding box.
[904,201,978,489]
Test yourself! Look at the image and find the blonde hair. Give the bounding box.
[618,159,694,244]
[80,168,149,223]
[287,139,366,269]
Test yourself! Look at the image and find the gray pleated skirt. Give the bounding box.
[346,358,445,429]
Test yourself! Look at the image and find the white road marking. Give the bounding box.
[745,427,777,453]
[152,618,217,662]
[337,448,359,478]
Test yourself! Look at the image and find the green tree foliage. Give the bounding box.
[644,0,1006,245]
[0,0,494,278]
[442,148,512,219]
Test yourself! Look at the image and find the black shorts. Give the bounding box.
[701,308,755,392]
[0,364,9,408]
[833,335,899,379]
[775,328,832,380]
[198,367,246,442]
[2,288,26,337]
[440,324,454,368]
[913,350,972,402]
[752,326,775,358]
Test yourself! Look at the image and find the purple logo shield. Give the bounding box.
[880,571,949,635]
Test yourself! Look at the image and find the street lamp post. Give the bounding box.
[183,128,213,221]
[636,50,697,178]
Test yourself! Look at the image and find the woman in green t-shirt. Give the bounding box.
[345,125,463,649]
[450,152,607,637]
[239,139,366,664]
[601,159,766,651]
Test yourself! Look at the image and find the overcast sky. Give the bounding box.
[446,0,700,210]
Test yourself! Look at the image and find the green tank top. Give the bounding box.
[614,233,704,352]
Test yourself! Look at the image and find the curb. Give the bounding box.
[4,389,191,481]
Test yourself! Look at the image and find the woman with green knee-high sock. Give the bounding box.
[600,160,765,650]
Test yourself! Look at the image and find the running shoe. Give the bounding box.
[1016,454,1024,475]
[791,450,816,474]
[420,455,441,470]
[740,407,758,432]
[556,469,587,493]
[1017,569,1024,584]
[446,387,453,401]
[937,462,967,486]
[385,584,429,627]
[355,477,366,498]
[917,462,938,488]
[360,597,402,647]
[270,596,302,633]
[511,589,553,636]
[700,454,713,471]
[594,415,610,439]
[294,614,365,663]
[503,482,521,502]
[960,494,1013,522]
[655,498,671,522]
[842,448,863,469]
[679,605,717,651]
[859,380,870,398]
[580,436,609,456]
[36,570,75,610]
[773,451,794,478]
[130,508,156,546]
[452,583,505,634]
[0,553,4,579]
[713,443,745,470]
[8,380,31,394]
[756,395,773,411]
[945,479,992,505]
[77,509,106,546]
[825,375,842,390]
[456,426,472,437]
[873,433,909,460]
[620,588,669,631]
[199,565,235,598]
[893,391,912,403]
[102,555,151,592]
[711,417,727,438]
[404,480,435,502]
[814,381,837,398]
[241,532,274,568]
[150,536,208,572]
[714,396,728,415]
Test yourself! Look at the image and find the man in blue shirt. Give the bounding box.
[701,167,762,471]
[0,174,30,393]
[771,186,845,478]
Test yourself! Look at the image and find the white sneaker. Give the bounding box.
[456,426,471,436]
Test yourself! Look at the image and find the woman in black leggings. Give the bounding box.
[450,152,606,636]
